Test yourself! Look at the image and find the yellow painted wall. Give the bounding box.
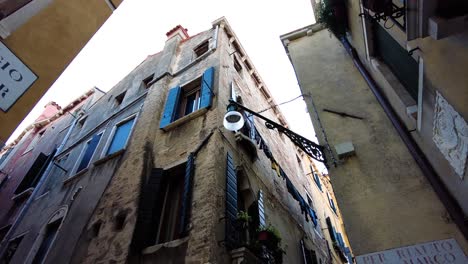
[345,1,468,216]
[284,27,468,256]
[0,0,120,145]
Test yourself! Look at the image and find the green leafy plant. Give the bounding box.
[237,211,252,223]
[316,0,347,37]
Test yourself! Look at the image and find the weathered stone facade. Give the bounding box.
[0,17,351,264]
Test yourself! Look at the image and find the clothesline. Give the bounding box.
[252,126,318,226]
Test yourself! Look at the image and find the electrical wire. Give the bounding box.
[256,94,304,114]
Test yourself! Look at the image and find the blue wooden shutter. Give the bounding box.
[159,86,181,128]
[258,190,266,228]
[107,118,135,155]
[76,133,101,172]
[132,168,164,251]
[314,173,322,191]
[200,67,214,109]
[326,217,337,243]
[225,152,239,248]
[179,154,195,236]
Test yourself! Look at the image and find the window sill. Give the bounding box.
[63,168,89,186]
[12,188,34,201]
[34,191,49,201]
[161,108,208,132]
[141,236,189,255]
[93,149,125,166]
[370,58,417,129]
[230,247,260,264]
[428,15,468,40]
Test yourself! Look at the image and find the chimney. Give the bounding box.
[166,25,189,41]
[35,101,62,122]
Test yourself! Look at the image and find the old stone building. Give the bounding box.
[0,0,122,148]
[0,17,352,263]
[281,0,468,263]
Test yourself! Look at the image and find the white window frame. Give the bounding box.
[71,131,105,175]
[25,207,67,264]
[101,113,138,158]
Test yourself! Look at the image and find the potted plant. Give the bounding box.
[257,225,282,249]
[236,211,252,229]
[316,0,348,37]
[253,225,285,264]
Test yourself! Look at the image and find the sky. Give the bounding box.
[7,0,323,171]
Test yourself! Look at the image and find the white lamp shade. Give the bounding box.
[223,111,245,131]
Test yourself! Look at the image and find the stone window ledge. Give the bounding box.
[11,188,34,201]
[161,108,208,132]
[142,236,189,255]
[63,168,89,186]
[94,149,125,166]
[230,247,260,264]
[370,58,417,128]
[429,15,468,40]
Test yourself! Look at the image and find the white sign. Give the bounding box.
[356,239,467,264]
[0,41,37,112]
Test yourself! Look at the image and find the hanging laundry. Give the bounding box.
[271,161,281,177]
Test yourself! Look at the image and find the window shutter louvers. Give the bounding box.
[132,168,164,251]
[179,154,195,236]
[200,67,214,109]
[225,152,239,248]
[326,217,337,243]
[159,86,181,128]
[257,190,266,228]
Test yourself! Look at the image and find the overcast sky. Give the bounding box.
[8,0,322,170]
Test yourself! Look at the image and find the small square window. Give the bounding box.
[194,40,209,58]
[233,56,242,72]
[114,92,126,107]
[178,78,202,118]
[106,117,136,155]
[78,116,87,128]
[75,133,102,173]
[143,74,155,88]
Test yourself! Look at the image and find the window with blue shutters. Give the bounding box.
[76,133,102,173]
[327,192,337,214]
[106,117,136,155]
[160,67,215,129]
[314,173,322,191]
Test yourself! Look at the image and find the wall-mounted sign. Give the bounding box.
[0,41,37,112]
[356,239,467,264]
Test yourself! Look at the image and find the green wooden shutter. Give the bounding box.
[179,154,195,236]
[160,86,181,128]
[132,168,164,251]
[200,67,214,109]
[374,22,419,101]
[225,152,239,248]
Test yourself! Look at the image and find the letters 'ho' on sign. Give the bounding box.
[0,41,37,112]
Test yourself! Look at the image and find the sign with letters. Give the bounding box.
[356,239,467,264]
[0,41,37,112]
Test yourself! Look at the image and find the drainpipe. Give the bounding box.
[339,37,468,240]
[0,112,80,258]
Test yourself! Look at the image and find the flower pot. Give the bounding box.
[258,230,269,241]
